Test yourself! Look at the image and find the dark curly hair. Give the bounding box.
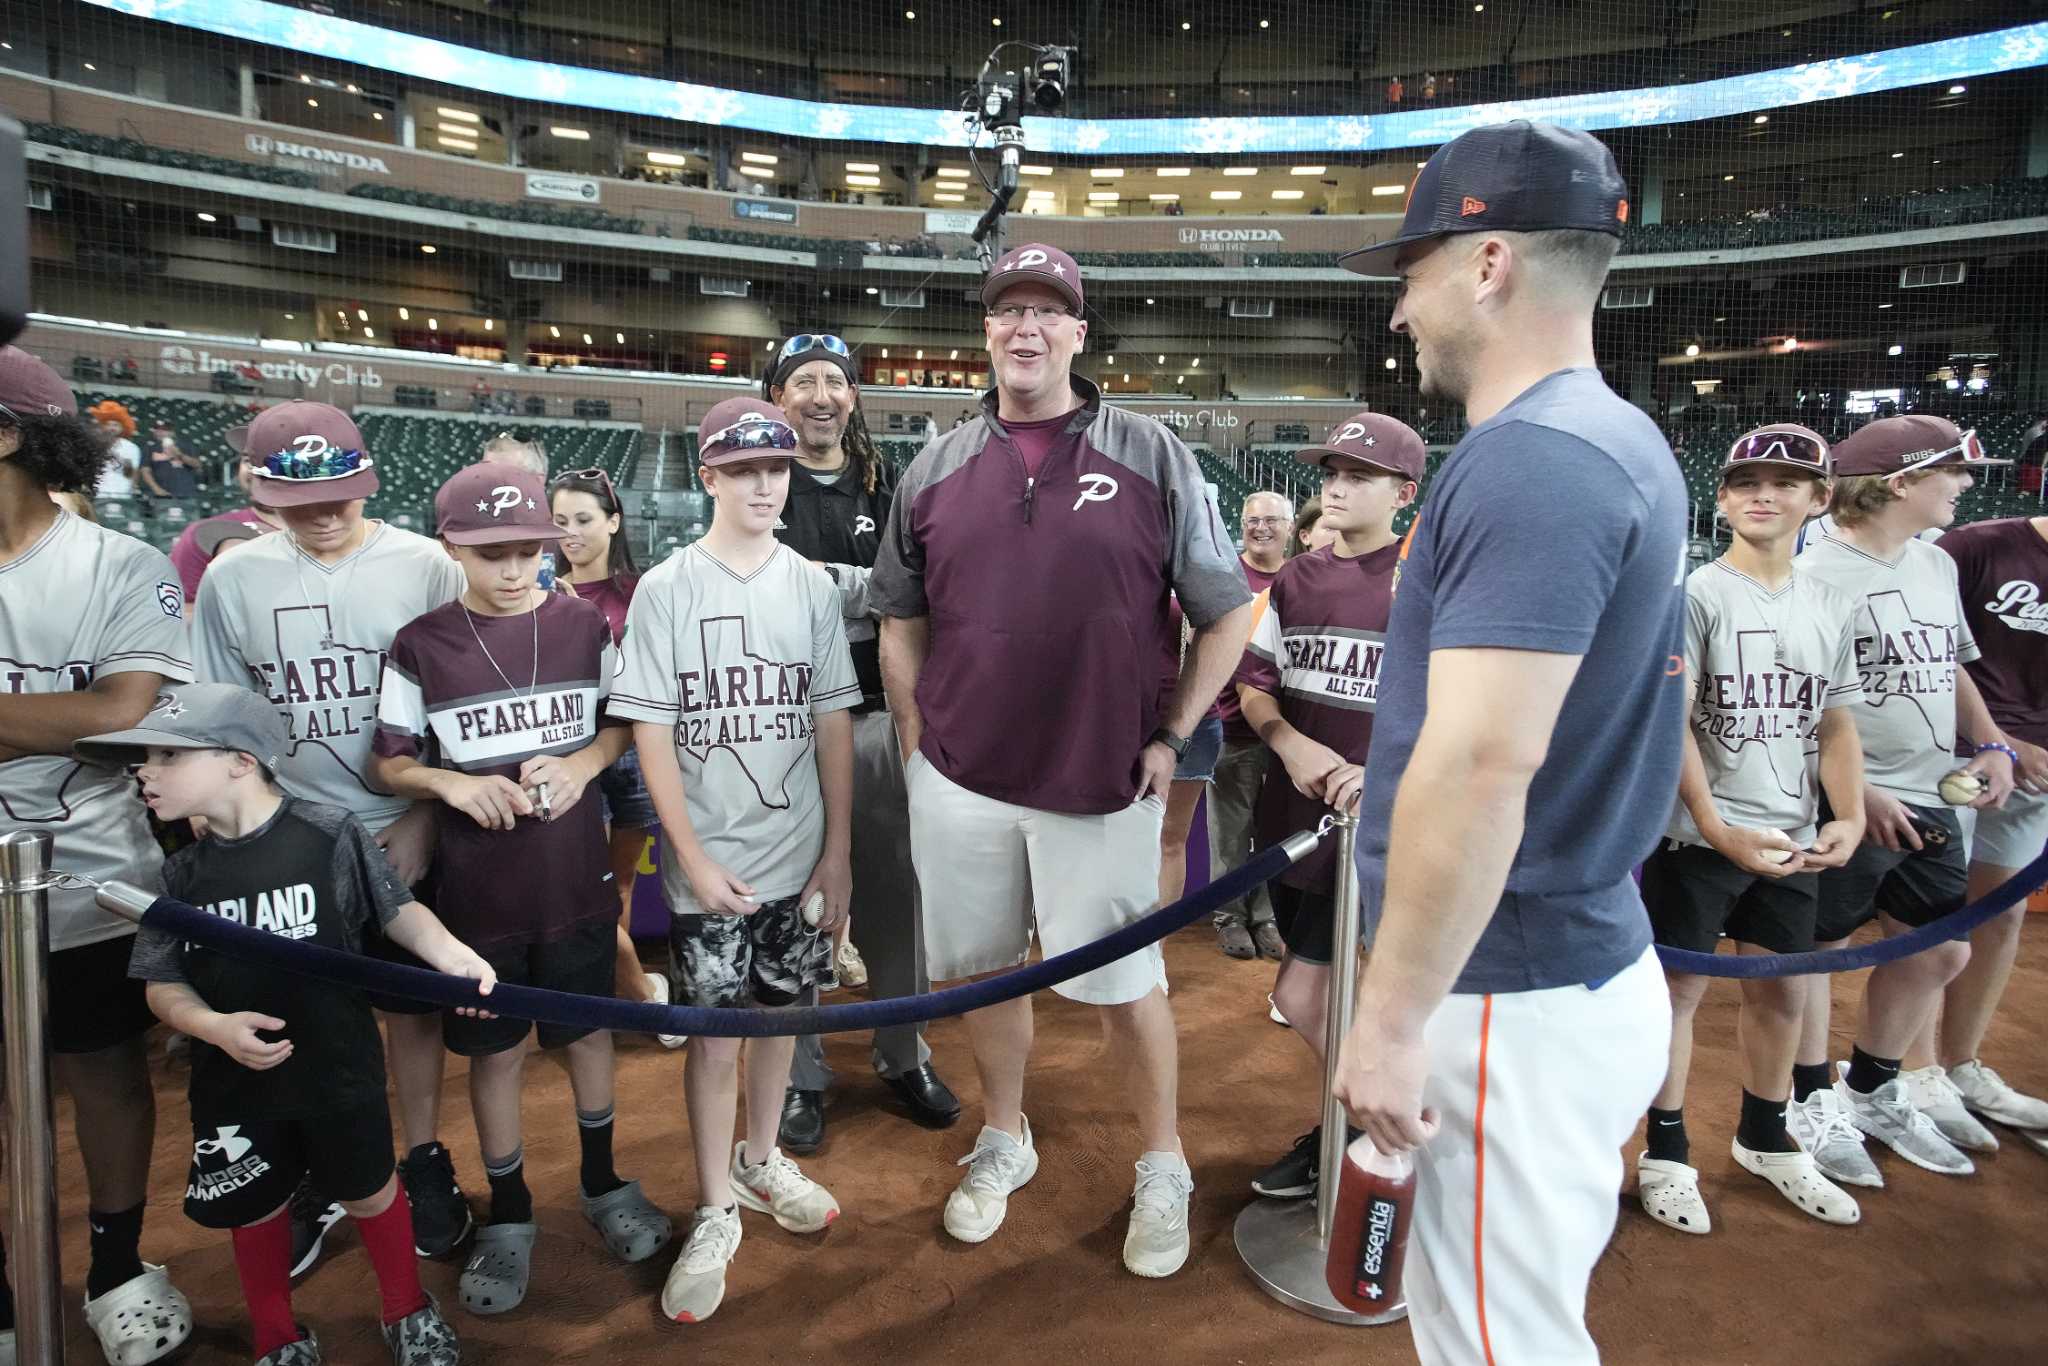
[3,412,111,494]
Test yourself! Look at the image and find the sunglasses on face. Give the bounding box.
[703,415,799,453]
[778,334,852,363]
[1726,431,1829,474]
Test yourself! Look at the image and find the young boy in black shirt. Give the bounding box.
[82,685,496,1366]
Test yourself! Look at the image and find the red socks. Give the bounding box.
[229,1211,300,1358]
[355,1185,430,1326]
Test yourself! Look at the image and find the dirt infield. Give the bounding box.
[33,924,2048,1364]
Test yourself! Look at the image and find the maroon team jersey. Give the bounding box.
[569,574,637,646]
[373,593,622,946]
[1942,517,2048,747]
[1234,542,1398,888]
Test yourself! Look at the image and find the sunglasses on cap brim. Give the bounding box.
[259,446,370,481]
[1893,428,1995,475]
[777,334,852,363]
[704,416,799,453]
[1726,431,1828,475]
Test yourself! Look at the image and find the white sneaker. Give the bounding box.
[732,1143,840,1233]
[1902,1065,2000,1153]
[1124,1151,1194,1277]
[1835,1066,1975,1176]
[1267,994,1288,1026]
[646,972,686,1049]
[1636,1155,1710,1235]
[944,1120,1038,1244]
[661,1205,741,1324]
[1787,1089,1883,1189]
[835,940,869,989]
[1731,1140,1860,1226]
[1949,1059,2048,1130]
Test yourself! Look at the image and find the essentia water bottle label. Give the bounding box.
[1352,1193,1400,1302]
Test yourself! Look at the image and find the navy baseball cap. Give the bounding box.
[1338,121,1630,278]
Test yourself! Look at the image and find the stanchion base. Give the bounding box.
[1233,1198,1407,1328]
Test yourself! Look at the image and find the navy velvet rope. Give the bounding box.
[136,837,1310,1039]
[1655,841,2048,978]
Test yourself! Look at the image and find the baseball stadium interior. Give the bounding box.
[5,0,2048,1360]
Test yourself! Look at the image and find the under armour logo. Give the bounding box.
[1073,473,1119,510]
[194,1126,253,1163]
[1460,196,1487,217]
[853,515,876,535]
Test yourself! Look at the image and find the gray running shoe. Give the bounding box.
[1903,1066,2000,1153]
[1787,1089,1883,1189]
[1835,1069,1975,1176]
[1949,1059,2048,1130]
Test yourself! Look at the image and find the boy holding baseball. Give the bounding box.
[1637,424,1867,1235]
[608,398,860,1325]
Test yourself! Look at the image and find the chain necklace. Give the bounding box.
[1733,567,1795,668]
[291,523,372,651]
[464,592,541,700]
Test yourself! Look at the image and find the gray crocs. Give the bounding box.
[458,1222,537,1316]
[581,1179,674,1263]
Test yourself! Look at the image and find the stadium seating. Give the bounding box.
[352,412,638,524]
[345,183,645,235]
[24,121,319,188]
[1618,176,2048,255]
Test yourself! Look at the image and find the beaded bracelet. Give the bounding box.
[1974,741,2021,767]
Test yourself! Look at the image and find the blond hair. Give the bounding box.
[1830,469,1936,527]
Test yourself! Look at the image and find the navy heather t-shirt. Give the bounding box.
[1356,367,1687,995]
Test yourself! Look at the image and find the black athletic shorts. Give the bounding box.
[364,862,439,1017]
[183,1097,394,1230]
[443,914,615,1056]
[1641,840,1819,955]
[1270,883,1337,966]
[669,895,829,1009]
[1815,802,1967,942]
[13,935,158,1055]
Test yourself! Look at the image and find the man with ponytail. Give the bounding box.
[762,332,960,1153]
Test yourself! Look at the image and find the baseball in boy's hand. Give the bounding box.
[802,891,827,927]
[1938,769,1985,806]
[1758,841,1796,866]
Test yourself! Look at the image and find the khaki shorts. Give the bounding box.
[906,751,1167,1006]
[1959,786,2048,871]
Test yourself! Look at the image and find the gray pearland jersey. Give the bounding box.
[609,542,861,916]
[1667,561,1863,848]
[1,512,193,949]
[1797,529,1979,805]
[194,522,464,832]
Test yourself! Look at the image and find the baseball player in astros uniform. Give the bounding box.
[1330,125,1682,1363]
[0,346,195,1363]
[192,400,477,1256]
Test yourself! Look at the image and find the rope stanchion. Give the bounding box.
[1656,841,2048,978]
[93,826,1327,1039]
[0,830,67,1366]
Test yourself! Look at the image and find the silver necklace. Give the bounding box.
[464,594,541,699]
[292,526,371,651]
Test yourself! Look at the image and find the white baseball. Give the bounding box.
[802,891,827,927]
[1758,843,1795,866]
[1938,770,1985,806]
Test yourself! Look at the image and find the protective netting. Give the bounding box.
[6,1,2046,555]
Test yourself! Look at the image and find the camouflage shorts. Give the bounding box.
[667,895,831,1009]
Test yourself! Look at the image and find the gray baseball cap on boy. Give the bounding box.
[75,683,288,775]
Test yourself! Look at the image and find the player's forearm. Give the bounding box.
[827,564,874,621]
[0,672,165,754]
[633,720,711,867]
[1165,601,1256,738]
[1675,720,1729,840]
[814,709,854,859]
[1815,708,1867,833]
[146,981,227,1044]
[879,615,930,755]
[1954,667,2007,751]
[1354,732,1539,1040]
[572,724,631,778]
[1240,688,1306,756]
[369,751,455,805]
[383,901,477,975]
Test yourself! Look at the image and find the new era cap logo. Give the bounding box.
[1460,196,1488,217]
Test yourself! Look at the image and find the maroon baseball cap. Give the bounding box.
[0,346,78,420]
[434,463,564,546]
[241,400,380,507]
[1831,414,2010,478]
[1722,423,1831,481]
[1295,412,1427,481]
[698,397,798,468]
[981,242,1084,315]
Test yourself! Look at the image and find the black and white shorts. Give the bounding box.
[667,896,830,1010]
[183,1097,395,1230]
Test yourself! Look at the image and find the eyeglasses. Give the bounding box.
[1726,430,1828,475]
[550,465,619,509]
[261,445,368,481]
[1242,516,1290,527]
[777,333,851,362]
[987,303,1078,324]
[703,414,798,453]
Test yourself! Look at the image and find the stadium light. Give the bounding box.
[428,318,439,331]
[740,152,779,166]
[1150,193,1180,201]
[399,307,410,320]
[1272,190,1304,199]
[1260,19,1271,29]
[362,327,373,338]
[550,325,561,338]
[1223,167,1259,176]
[550,125,590,140]
[437,136,476,150]
[1878,302,1894,309]
[1754,114,1769,124]
[1093,168,1126,177]
[937,167,970,178]
[646,151,687,166]
[1891,151,1905,158]
[1157,168,1192,177]
[1783,337,1798,350]
[906,9,915,18]
[1888,344,1903,355]
[306,98,318,107]
[951,350,959,359]
[1088,191,1120,202]
[1210,190,1242,199]
[846,174,882,187]
[1385,357,1398,370]
[1021,165,1053,176]
[846,162,880,173]
[881,349,889,358]
[992,16,1002,26]
[916,350,924,359]
[616,332,625,343]
[1181,21,1191,30]
[484,319,494,331]
[195,212,217,223]
[865,286,880,295]
[1949,83,1966,94]
[583,333,593,345]
[1723,173,1735,181]
[1290,166,1325,175]
[438,107,480,122]
[419,244,437,254]
[1156,354,1166,364]
[1146,297,1155,305]
[356,308,369,321]
[1108,354,1116,364]
[935,192,965,202]
[1684,343,1699,357]
[372,112,384,121]
[1370,185,1405,196]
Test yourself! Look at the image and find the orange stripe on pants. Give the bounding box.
[1473,993,1497,1366]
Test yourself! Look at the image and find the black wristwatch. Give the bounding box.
[1149,726,1191,760]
